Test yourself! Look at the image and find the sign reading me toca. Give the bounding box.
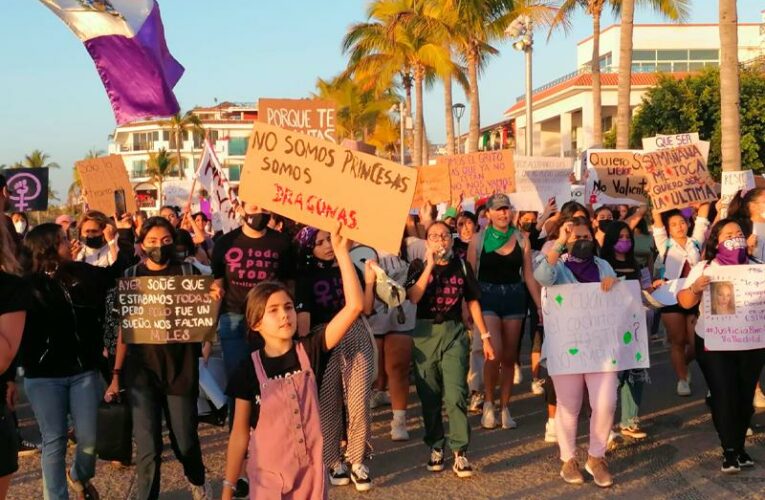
[240,121,417,254]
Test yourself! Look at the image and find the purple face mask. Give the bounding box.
[614,239,632,254]
[715,237,747,265]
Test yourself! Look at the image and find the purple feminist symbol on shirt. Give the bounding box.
[8,173,42,212]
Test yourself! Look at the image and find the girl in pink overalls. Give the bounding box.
[222,225,363,500]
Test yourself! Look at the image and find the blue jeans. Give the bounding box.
[25,371,102,500]
[218,312,249,424]
[618,369,647,428]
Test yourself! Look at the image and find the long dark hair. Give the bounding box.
[702,218,747,262]
[729,187,765,221]
[559,201,589,219]
[21,223,67,275]
[600,220,636,266]
[137,216,178,244]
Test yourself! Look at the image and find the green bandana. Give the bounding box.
[483,225,514,253]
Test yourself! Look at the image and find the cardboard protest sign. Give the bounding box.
[76,155,137,215]
[437,150,514,205]
[640,143,717,212]
[2,168,49,211]
[720,169,755,217]
[117,275,220,344]
[586,150,648,205]
[195,142,240,233]
[701,265,765,351]
[240,121,416,254]
[541,280,650,376]
[509,156,573,211]
[642,133,700,151]
[259,98,337,143]
[411,164,451,207]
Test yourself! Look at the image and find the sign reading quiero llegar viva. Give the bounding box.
[117,276,220,344]
[240,121,417,254]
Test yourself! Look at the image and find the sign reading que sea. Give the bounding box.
[118,276,220,344]
[240,121,417,254]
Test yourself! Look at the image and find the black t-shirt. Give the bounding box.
[453,239,469,261]
[610,256,641,281]
[225,327,329,429]
[295,265,345,327]
[211,228,295,314]
[0,272,28,408]
[408,256,481,322]
[124,263,202,396]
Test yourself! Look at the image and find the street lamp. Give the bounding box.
[507,16,534,155]
[452,103,465,154]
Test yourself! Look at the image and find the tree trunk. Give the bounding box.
[467,46,480,153]
[591,11,603,146]
[444,75,456,154]
[422,120,430,165]
[719,0,741,172]
[414,67,424,166]
[615,0,634,149]
[176,128,184,180]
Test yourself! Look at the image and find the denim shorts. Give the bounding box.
[479,282,527,320]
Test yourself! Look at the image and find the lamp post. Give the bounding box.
[507,16,534,155]
[393,102,408,165]
[452,103,465,154]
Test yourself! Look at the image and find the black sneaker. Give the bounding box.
[233,477,249,498]
[452,451,474,478]
[350,464,372,492]
[328,462,350,486]
[17,439,41,457]
[427,448,444,472]
[722,451,741,474]
[737,451,755,468]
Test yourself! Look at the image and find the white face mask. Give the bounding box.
[13,221,26,234]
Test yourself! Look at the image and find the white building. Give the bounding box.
[107,101,257,212]
[505,17,765,157]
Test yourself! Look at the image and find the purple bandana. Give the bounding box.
[564,255,601,283]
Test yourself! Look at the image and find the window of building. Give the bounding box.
[657,49,688,61]
[690,49,719,60]
[132,160,148,177]
[633,50,655,61]
[229,137,248,156]
[599,52,612,70]
[227,164,242,182]
[132,132,155,151]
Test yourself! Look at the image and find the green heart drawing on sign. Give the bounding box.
[555,294,564,306]
[636,352,642,362]
[612,359,617,365]
[623,331,633,345]
[568,348,579,355]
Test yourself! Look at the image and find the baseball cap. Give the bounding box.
[486,193,512,210]
[441,207,458,220]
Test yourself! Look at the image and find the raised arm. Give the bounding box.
[626,205,648,231]
[323,226,364,351]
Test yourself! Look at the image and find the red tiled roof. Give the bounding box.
[505,72,692,115]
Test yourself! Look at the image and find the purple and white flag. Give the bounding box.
[195,141,241,234]
[40,0,184,124]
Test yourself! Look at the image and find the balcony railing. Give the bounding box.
[515,65,617,102]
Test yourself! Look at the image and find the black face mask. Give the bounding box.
[567,239,596,260]
[597,220,613,233]
[244,213,270,232]
[145,244,175,265]
[519,222,535,233]
[83,235,105,249]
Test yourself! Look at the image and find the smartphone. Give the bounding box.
[114,189,127,219]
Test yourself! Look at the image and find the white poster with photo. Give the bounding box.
[702,265,765,351]
[541,280,650,376]
[720,170,755,217]
[509,156,573,211]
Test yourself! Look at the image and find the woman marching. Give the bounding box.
[652,203,710,396]
[222,225,363,500]
[467,194,541,429]
[534,217,619,488]
[677,218,765,473]
[294,227,376,492]
[407,221,495,477]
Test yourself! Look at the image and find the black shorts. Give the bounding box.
[0,405,19,477]
[661,303,699,316]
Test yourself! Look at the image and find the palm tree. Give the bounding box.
[719,0,740,172]
[19,149,60,169]
[146,148,178,206]
[615,0,690,148]
[164,113,204,179]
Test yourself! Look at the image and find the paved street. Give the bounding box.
[8,338,765,499]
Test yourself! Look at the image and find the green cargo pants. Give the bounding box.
[412,319,470,452]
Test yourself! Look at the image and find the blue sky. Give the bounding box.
[1,0,762,199]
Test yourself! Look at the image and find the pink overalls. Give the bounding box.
[247,344,327,499]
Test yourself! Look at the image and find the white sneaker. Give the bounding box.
[350,463,372,492]
[189,481,212,500]
[754,390,765,409]
[513,364,523,385]
[676,379,691,397]
[370,390,391,409]
[391,417,409,441]
[544,418,557,443]
[329,462,351,486]
[747,427,754,437]
[501,406,517,429]
[481,402,497,429]
[531,378,545,395]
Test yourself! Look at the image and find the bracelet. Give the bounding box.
[553,243,566,254]
[222,479,237,491]
[480,331,491,340]
[112,369,121,376]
